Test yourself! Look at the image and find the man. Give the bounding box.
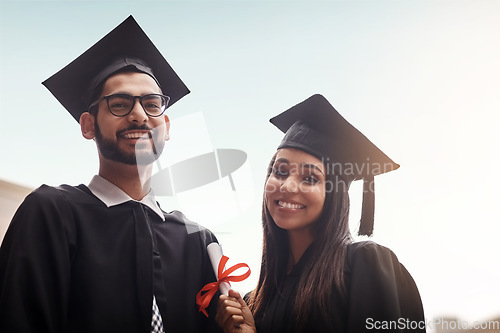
[0,16,221,333]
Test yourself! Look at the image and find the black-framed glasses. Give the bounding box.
[88,93,170,117]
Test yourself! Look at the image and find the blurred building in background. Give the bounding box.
[0,179,32,241]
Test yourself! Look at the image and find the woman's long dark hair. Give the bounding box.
[248,153,352,332]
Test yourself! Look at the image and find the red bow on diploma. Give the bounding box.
[196,255,251,317]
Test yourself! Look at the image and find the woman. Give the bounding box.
[216,94,425,333]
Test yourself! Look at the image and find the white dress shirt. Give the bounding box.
[87,175,165,221]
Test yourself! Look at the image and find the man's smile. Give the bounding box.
[120,131,152,140]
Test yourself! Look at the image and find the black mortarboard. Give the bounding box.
[42,15,189,122]
[270,94,400,236]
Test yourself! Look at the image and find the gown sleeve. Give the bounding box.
[0,185,74,332]
[345,241,426,333]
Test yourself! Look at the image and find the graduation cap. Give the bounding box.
[42,15,189,122]
[270,94,399,236]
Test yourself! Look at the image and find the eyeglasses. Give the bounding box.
[89,93,170,117]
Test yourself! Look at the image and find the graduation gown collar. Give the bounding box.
[287,244,315,277]
[88,175,165,221]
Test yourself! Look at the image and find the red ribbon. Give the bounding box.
[195,255,251,317]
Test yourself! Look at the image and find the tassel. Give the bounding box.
[358,176,375,236]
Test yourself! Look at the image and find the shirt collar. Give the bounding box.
[87,175,165,221]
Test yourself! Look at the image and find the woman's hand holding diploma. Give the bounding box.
[216,289,256,333]
[196,242,251,319]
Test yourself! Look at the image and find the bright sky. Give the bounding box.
[1,0,499,330]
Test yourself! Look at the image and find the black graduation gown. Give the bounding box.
[0,184,222,333]
[254,241,426,333]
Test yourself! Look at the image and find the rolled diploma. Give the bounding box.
[207,242,231,295]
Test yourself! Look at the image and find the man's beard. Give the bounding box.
[94,120,166,166]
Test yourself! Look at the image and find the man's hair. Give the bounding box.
[87,78,106,116]
[87,67,162,116]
